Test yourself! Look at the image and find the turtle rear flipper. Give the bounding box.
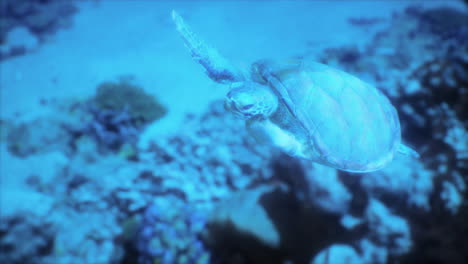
[397,143,420,158]
[171,10,244,84]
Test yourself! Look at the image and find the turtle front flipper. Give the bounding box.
[171,10,244,84]
[246,117,311,159]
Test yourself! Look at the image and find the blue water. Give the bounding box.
[0,1,467,264]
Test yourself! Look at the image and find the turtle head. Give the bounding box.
[225,82,278,119]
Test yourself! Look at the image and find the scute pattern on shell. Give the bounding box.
[260,59,401,172]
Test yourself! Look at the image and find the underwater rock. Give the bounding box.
[204,184,282,249]
[203,183,350,264]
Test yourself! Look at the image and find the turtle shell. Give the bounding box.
[253,59,401,172]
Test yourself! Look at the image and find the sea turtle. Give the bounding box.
[171,11,419,173]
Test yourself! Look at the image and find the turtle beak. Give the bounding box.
[224,100,232,111]
[224,97,237,112]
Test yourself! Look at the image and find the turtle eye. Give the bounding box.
[241,104,253,110]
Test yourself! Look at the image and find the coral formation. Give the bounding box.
[0,0,77,41]
[0,0,77,59]
[86,79,167,152]
[0,213,55,264]
[135,200,209,264]
[94,79,167,125]
[80,105,142,153]
[418,7,468,41]
[58,79,169,154]
[6,116,72,157]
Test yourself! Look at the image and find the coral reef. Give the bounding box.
[44,79,169,154]
[0,0,78,59]
[94,79,167,125]
[0,0,77,41]
[0,83,165,158]
[80,105,142,153]
[418,6,468,41]
[202,182,350,264]
[84,79,167,153]
[1,3,467,264]
[1,92,465,264]
[0,213,55,264]
[135,200,209,264]
[320,5,468,264]
[6,116,72,157]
